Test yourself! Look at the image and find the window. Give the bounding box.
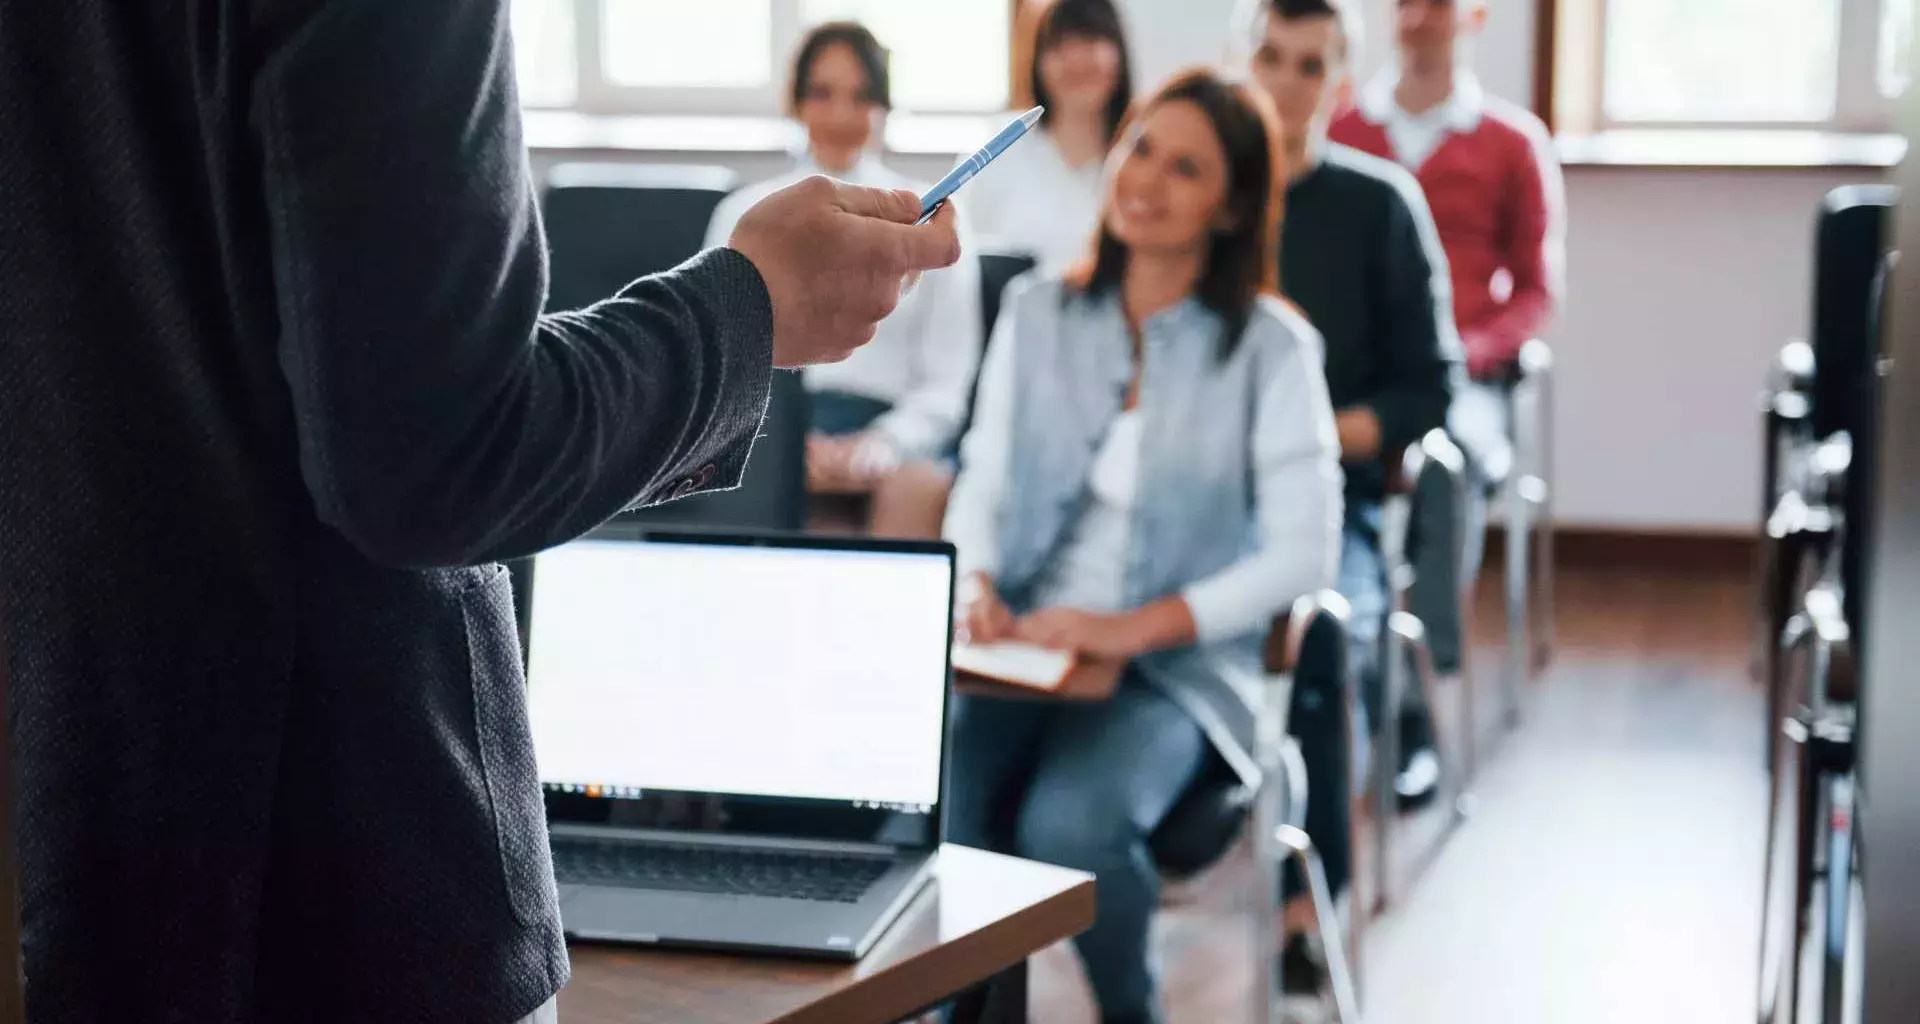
[511,0,1013,115]
[1601,0,1837,124]
[1553,0,1901,134]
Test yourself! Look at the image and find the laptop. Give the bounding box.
[523,524,956,960]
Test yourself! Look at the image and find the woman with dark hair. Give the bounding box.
[943,68,1341,1023]
[705,22,981,529]
[967,0,1135,271]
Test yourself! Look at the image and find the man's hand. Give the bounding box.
[728,177,961,368]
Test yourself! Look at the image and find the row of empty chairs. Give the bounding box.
[521,161,1563,1023]
[1755,184,1892,1024]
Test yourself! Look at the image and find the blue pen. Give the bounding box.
[916,106,1045,225]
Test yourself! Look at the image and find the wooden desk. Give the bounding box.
[559,845,1095,1024]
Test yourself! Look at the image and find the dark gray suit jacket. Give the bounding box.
[0,2,773,1020]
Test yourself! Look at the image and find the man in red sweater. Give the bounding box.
[1330,0,1564,676]
[1329,0,1565,483]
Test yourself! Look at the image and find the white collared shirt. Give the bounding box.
[704,153,983,457]
[1358,69,1486,171]
[963,127,1105,273]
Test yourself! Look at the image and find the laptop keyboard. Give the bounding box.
[550,838,891,904]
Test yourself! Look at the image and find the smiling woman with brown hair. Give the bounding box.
[942,68,1341,1023]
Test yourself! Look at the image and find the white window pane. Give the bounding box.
[512,0,577,107]
[798,0,1010,112]
[602,0,774,88]
[1883,0,1913,100]
[1603,0,1838,123]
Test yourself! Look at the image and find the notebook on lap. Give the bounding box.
[524,525,956,960]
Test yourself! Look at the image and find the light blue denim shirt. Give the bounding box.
[945,274,1343,778]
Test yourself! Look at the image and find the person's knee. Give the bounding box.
[1012,783,1138,872]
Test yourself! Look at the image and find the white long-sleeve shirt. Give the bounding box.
[964,127,1106,273]
[703,154,983,457]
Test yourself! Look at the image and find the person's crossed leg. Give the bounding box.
[947,675,1208,1024]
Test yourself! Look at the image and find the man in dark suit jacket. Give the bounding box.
[0,2,959,1021]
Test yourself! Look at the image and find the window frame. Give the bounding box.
[1546,0,1897,136]
[519,0,1021,118]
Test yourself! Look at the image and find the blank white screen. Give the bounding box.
[526,539,952,807]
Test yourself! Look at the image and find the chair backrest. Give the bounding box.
[1809,185,1897,441]
[959,251,1039,441]
[1843,255,1892,663]
[978,251,1039,339]
[541,163,741,313]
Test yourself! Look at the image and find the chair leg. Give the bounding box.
[1390,612,1469,830]
[1532,365,1557,672]
[1502,474,1531,731]
[1277,826,1364,1024]
[1372,611,1403,917]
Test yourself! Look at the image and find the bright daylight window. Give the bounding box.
[1601,0,1840,124]
[512,0,1012,114]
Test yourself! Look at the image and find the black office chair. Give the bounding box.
[978,251,1038,336]
[1758,186,1895,772]
[540,162,741,312]
[958,250,1038,439]
[1755,188,1892,1024]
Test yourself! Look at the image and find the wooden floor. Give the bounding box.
[1024,549,1764,1023]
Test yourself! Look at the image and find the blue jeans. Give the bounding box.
[1338,506,1388,750]
[947,675,1207,1021]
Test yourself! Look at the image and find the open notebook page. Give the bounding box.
[951,641,1074,691]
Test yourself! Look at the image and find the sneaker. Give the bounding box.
[1395,746,1442,811]
[1279,932,1325,995]
[1276,934,1332,1023]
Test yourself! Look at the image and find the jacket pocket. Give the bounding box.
[462,564,558,927]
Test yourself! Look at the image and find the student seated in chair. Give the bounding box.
[969,0,1135,273]
[1239,0,1459,983]
[704,21,982,535]
[1329,0,1566,588]
[942,69,1341,1024]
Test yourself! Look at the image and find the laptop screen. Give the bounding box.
[526,530,954,844]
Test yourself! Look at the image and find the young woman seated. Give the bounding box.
[941,68,1342,1024]
[704,22,981,534]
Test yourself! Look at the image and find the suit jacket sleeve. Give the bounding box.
[250,0,774,568]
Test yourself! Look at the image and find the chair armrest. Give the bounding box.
[1517,338,1554,381]
[1263,590,1353,675]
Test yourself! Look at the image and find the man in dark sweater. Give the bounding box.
[1243,0,1460,996]
[0,2,959,1021]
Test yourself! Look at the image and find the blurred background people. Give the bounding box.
[968,0,1136,272]
[1238,0,1461,989]
[705,22,983,537]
